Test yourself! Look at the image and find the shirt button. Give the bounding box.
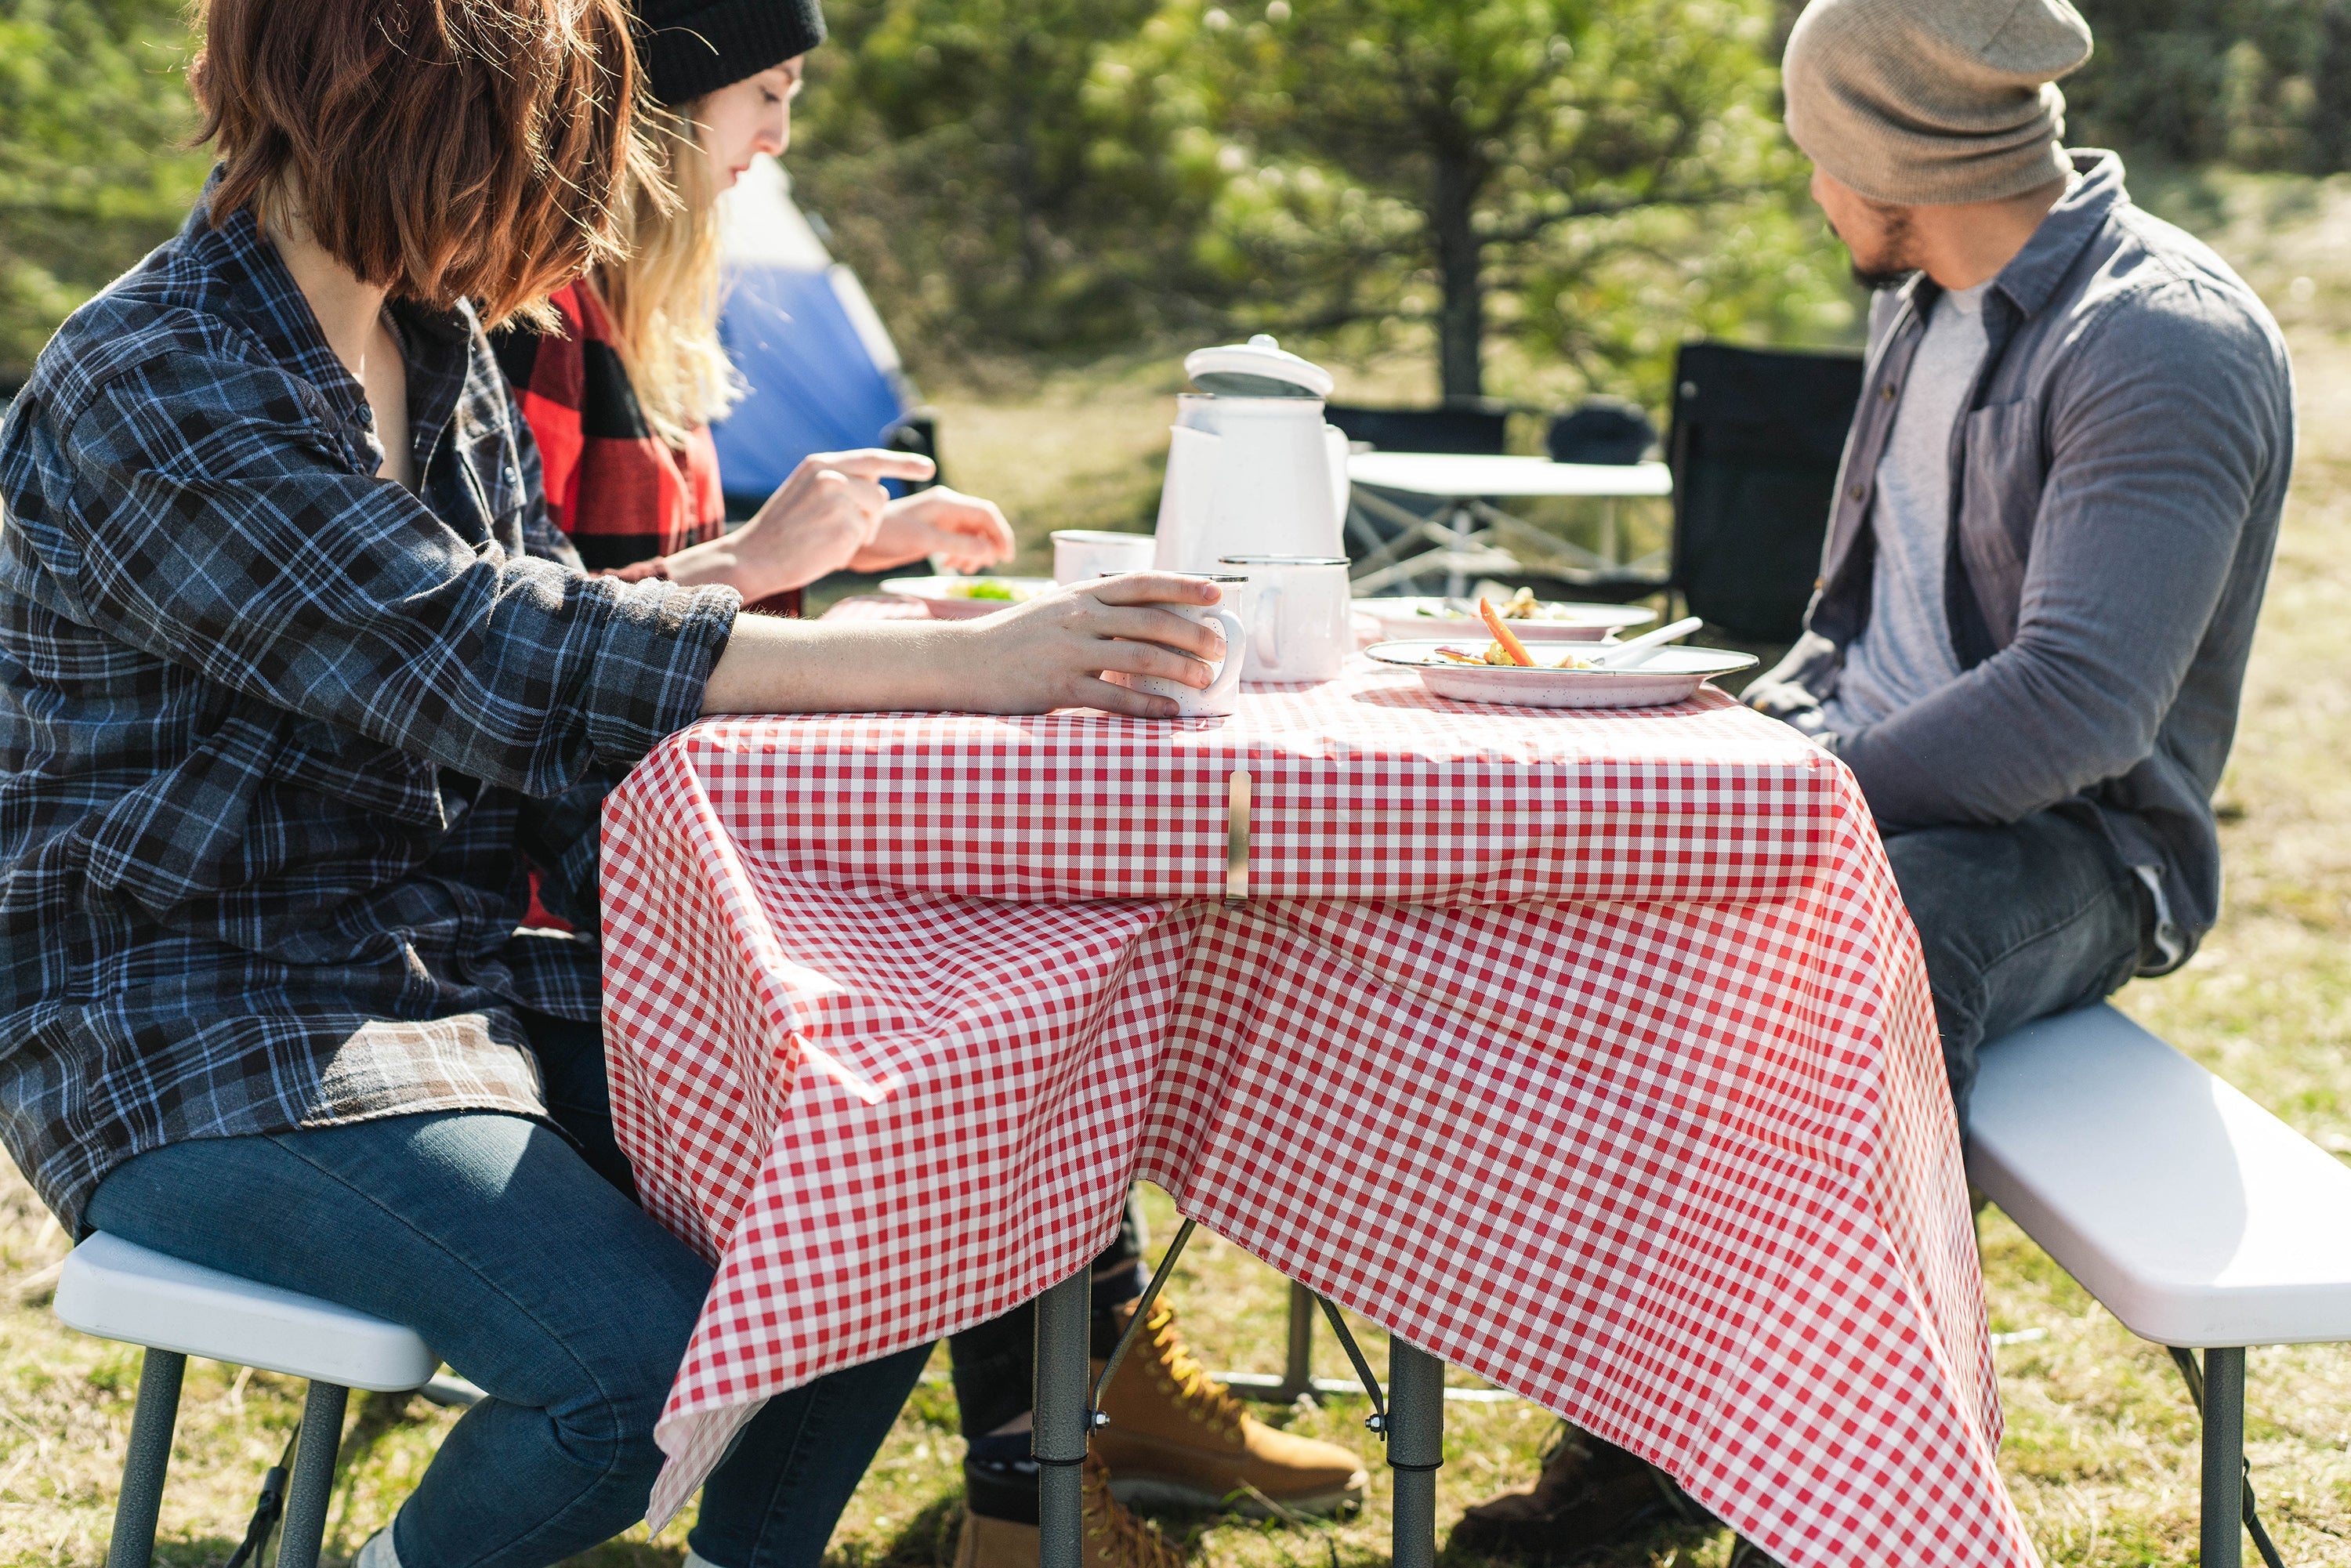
[1848,483,1866,502]
[1882,383,1898,401]
[1814,576,1826,592]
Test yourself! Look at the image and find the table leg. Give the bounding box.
[1034,1269,1093,1568]
[1279,1280,1317,1401]
[1386,1338,1445,1568]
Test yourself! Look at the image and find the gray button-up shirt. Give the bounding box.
[1747,151,2295,954]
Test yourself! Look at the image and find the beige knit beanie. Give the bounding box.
[1783,0,2093,205]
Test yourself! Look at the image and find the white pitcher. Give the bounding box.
[1154,336,1351,574]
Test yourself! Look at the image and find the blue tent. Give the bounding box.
[709,157,913,505]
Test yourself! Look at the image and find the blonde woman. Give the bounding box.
[516,13,1370,1566]
[494,0,1013,613]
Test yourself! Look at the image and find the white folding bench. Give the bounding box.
[53,1233,441,1568]
[1969,1003,2351,1568]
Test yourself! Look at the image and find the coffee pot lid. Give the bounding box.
[1183,334,1334,399]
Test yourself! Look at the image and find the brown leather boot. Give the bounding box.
[1447,1425,1714,1562]
[1089,1299,1367,1517]
[955,1456,1186,1568]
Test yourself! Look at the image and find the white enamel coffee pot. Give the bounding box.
[1153,335,1352,574]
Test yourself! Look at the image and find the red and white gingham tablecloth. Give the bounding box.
[600,638,2032,1566]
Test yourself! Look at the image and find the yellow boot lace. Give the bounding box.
[1081,1458,1184,1568]
[1137,1302,1248,1438]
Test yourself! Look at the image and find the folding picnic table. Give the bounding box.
[598,628,2032,1568]
[1345,452,1673,597]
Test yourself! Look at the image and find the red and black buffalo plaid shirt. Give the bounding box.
[492,279,801,615]
[492,280,798,929]
[494,278,724,568]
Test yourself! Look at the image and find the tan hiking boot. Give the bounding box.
[955,1456,1185,1568]
[1089,1300,1367,1517]
[1449,1425,1715,1560]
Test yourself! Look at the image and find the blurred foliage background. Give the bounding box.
[795,0,1849,409]
[0,0,209,383]
[2062,0,2351,172]
[2,0,2347,410]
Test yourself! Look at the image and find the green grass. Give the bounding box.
[9,169,2351,1566]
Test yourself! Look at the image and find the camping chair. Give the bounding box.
[1664,341,1864,644]
[885,411,944,493]
[1545,397,1657,465]
[1324,402,1510,456]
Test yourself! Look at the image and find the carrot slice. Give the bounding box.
[1477,597,1538,667]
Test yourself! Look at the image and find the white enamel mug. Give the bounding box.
[1102,575,1252,716]
[1219,555,1353,683]
[1052,529,1157,584]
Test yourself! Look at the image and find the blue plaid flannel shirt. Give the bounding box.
[0,186,740,1230]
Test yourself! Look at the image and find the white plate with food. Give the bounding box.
[879,575,1057,618]
[1366,639,1757,708]
[1356,589,1657,643]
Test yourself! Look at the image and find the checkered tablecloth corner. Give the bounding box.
[601,743,810,1262]
[603,665,2032,1567]
[1132,828,2015,1565]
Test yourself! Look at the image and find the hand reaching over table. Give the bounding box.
[661,449,935,601]
[699,572,1228,719]
[850,486,1017,575]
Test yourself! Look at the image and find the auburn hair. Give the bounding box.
[190,0,664,329]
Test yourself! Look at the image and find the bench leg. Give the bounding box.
[2202,1347,2246,1568]
[1387,1338,1445,1568]
[1277,1280,1316,1401]
[107,1349,186,1568]
[276,1382,350,1568]
[1034,1269,1092,1568]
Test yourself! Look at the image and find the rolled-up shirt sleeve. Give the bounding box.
[35,349,737,798]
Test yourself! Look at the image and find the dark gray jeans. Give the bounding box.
[1883,805,2150,1134]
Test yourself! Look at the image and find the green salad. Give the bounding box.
[944,578,1042,602]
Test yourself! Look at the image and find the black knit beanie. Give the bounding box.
[632,0,826,107]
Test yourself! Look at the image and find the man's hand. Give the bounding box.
[851,487,1017,574]
[700,573,1228,719]
[662,450,935,600]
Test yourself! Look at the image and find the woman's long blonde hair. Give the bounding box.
[600,100,743,447]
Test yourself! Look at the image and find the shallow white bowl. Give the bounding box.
[1365,640,1758,709]
[880,576,1057,619]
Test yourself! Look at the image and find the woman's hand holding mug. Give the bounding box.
[701,571,1231,719]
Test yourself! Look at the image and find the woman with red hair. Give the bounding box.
[0,3,1225,1565]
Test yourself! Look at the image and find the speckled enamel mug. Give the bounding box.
[1100,574,1252,716]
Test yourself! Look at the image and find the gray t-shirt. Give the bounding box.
[1823,279,1994,732]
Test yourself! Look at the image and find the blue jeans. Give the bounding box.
[1883,804,2149,1134]
[84,1012,926,1568]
